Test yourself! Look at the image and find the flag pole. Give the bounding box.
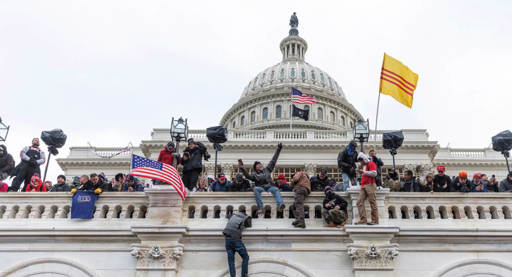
[374,91,381,147]
[290,88,293,130]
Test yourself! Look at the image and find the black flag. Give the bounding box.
[292,105,309,121]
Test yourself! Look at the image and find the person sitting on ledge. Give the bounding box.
[450,171,473,192]
[322,186,348,227]
[228,173,252,192]
[238,143,285,215]
[499,173,512,192]
[400,170,422,192]
[310,168,331,192]
[211,173,231,192]
[275,173,291,192]
[472,173,487,192]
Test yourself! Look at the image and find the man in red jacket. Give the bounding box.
[158,142,180,168]
[355,153,379,225]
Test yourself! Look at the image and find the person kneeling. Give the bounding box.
[322,186,348,227]
[223,211,251,277]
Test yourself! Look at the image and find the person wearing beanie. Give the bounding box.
[181,139,210,191]
[227,173,251,192]
[337,140,359,191]
[322,186,348,227]
[274,174,291,192]
[238,143,285,214]
[450,171,473,192]
[355,152,379,225]
[50,174,71,192]
[310,168,332,192]
[433,165,451,192]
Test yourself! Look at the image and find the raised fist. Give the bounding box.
[277,142,283,149]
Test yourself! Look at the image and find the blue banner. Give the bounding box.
[71,191,99,219]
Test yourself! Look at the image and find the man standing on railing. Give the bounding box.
[355,153,379,225]
[291,171,311,228]
[9,138,46,192]
[181,139,210,191]
[223,211,252,277]
[238,143,284,215]
[337,140,358,191]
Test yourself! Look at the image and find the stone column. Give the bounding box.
[347,187,390,225]
[345,226,400,277]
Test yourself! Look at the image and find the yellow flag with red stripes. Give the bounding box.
[379,53,419,108]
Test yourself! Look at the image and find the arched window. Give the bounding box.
[250,111,256,122]
[290,68,295,78]
[329,111,335,123]
[320,73,325,84]
[232,121,236,128]
[341,116,346,126]
[317,107,323,120]
[280,69,285,79]
[275,105,282,118]
[301,69,306,79]
[260,73,265,85]
[262,107,269,120]
[311,71,316,80]
[240,116,245,126]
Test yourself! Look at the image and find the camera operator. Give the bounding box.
[181,139,210,191]
[0,145,15,181]
[10,138,46,192]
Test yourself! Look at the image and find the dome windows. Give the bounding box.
[280,69,285,79]
[271,70,275,80]
[240,115,245,126]
[232,121,236,128]
[317,107,323,121]
[262,107,269,120]
[301,69,306,80]
[250,111,256,123]
[253,78,258,89]
[311,70,316,81]
[290,68,295,78]
[328,77,333,89]
[260,73,265,86]
[275,105,282,118]
[329,111,335,123]
[320,73,325,84]
[341,115,346,126]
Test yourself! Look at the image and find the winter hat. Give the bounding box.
[473,172,482,179]
[437,165,446,172]
[127,175,135,182]
[357,152,369,163]
[235,173,244,182]
[57,175,66,181]
[187,138,196,145]
[167,141,175,149]
[324,186,333,193]
[218,173,226,181]
[458,171,468,179]
[278,174,286,179]
[319,168,328,175]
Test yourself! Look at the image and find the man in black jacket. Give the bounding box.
[49,175,71,192]
[228,173,252,192]
[10,138,46,192]
[0,145,14,181]
[239,143,284,213]
[337,140,358,191]
[433,165,451,192]
[322,186,348,227]
[400,170,423,192]
[450,171,473,192]
[181,139,210,191]
[310,168,331,192]
[223,211,252,277]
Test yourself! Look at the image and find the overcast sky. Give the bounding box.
[1,0,511,182]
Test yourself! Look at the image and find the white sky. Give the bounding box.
[1,0,511,183]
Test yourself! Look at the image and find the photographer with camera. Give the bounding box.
[181,138,210,191]
[0,145,14,182]
[322,186,348,227]
[10,138,46,192]
[238,143,284,214]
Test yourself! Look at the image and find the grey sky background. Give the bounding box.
[1,0,511,183]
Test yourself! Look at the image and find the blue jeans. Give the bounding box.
[342,173,359,191]
[225,238,249,277]
[253,186,283,210]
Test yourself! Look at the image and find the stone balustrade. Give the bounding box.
[1,191,511,225]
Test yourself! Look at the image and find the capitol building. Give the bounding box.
[1,15,511,277]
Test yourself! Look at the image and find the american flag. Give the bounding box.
[129,154,187,200]
[291,87,317,104]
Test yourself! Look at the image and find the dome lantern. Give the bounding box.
[281,12,308,62]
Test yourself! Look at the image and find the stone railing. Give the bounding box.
[0,192,148,220]
[435,148,504,161]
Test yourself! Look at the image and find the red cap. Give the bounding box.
[437,165,446,172]
[473,172,482,179]
[278,174,286,179]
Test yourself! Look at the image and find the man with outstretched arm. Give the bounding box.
[238,143,284,215]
